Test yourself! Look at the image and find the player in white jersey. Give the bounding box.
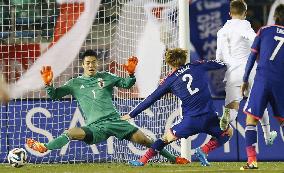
[216,0,277,145]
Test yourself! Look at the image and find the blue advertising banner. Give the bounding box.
[5,100,109,163]
[190,0,229,97]
[1,99,283,163]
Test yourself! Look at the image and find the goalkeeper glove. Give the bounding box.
[40,66,53,86]
[123,56,138,75]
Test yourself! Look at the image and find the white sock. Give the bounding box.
[281,122,284,138]
[229,109,238,122]
[259,109,270,139]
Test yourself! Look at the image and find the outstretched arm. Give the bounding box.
[123,56,138,75]
[199,60,227,71]
[115,56,138,89]
[123,79,171,119]
[41,66,72,99]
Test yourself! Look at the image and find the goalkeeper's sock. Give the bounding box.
[201,138,219,154]
[245,125,257,164]
[160,149,176,162]
[45,133,70,150]
[154,139,176,162]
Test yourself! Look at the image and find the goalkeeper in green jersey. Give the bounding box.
[26,49,189,164]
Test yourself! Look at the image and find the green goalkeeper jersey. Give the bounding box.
[46,72,136,125]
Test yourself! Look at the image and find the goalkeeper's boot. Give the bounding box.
[26,138,47,153]
[194,147,210,166]
[265,131,277,146]
[129,160,144,166]
[240,161,258,170]
[175,157,190,164]
[220,108,230,131]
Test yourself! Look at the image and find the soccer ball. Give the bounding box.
[7,148,27,168]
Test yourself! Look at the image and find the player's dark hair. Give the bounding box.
[165,48,187,68]
[274,4,284,26]
[230,0,247,16]
[81,49,98,62]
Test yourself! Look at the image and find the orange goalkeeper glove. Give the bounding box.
[123,56,138,75]
[40,66,53,86]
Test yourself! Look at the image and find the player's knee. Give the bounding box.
[162,131,177,144]
[140,137,152,147]
[227,125,234,138]
[225,101,239,110]
[131,130,153,147]
[66,128,86,140]
[246,115,259,125]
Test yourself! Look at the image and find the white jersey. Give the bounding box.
[216,19,256,86]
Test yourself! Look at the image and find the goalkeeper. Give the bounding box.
[26,49,188,164]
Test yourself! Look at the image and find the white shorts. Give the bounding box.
[225,85,243,106]
[224,65,256,106]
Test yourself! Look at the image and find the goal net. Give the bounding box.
[0,0,183,163]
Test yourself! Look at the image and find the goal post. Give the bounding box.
[178,0,191,161]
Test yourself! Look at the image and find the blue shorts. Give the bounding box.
[170,112,223,139]
[244,80,284,121]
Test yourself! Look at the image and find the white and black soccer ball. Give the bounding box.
[7,148,27,168]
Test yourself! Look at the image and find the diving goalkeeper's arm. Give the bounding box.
[41,66,72,99]
[123,56,138,76]
[114,56,138,89]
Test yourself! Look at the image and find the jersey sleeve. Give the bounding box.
[216,30,225,61]
[46,79,73,99]
[241,25,256,45]
[129,78,171,118]
[251,28,262,52]
[199,60,226,71]
[243,29,261,82]
[111,73,136,89]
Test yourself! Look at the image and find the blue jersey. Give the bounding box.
[129,60,226,118]
[243,25,284,83]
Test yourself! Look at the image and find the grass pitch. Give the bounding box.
[1,162,284,173]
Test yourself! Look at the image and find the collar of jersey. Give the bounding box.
[82,73,99,79]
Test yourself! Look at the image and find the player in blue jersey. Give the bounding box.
[240,4,284,170]
[121,48,233,167]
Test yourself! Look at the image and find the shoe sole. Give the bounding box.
[194,149,210,166]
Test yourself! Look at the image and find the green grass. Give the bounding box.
[1,162,284,173]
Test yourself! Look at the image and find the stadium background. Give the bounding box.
[0,0,283,164]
